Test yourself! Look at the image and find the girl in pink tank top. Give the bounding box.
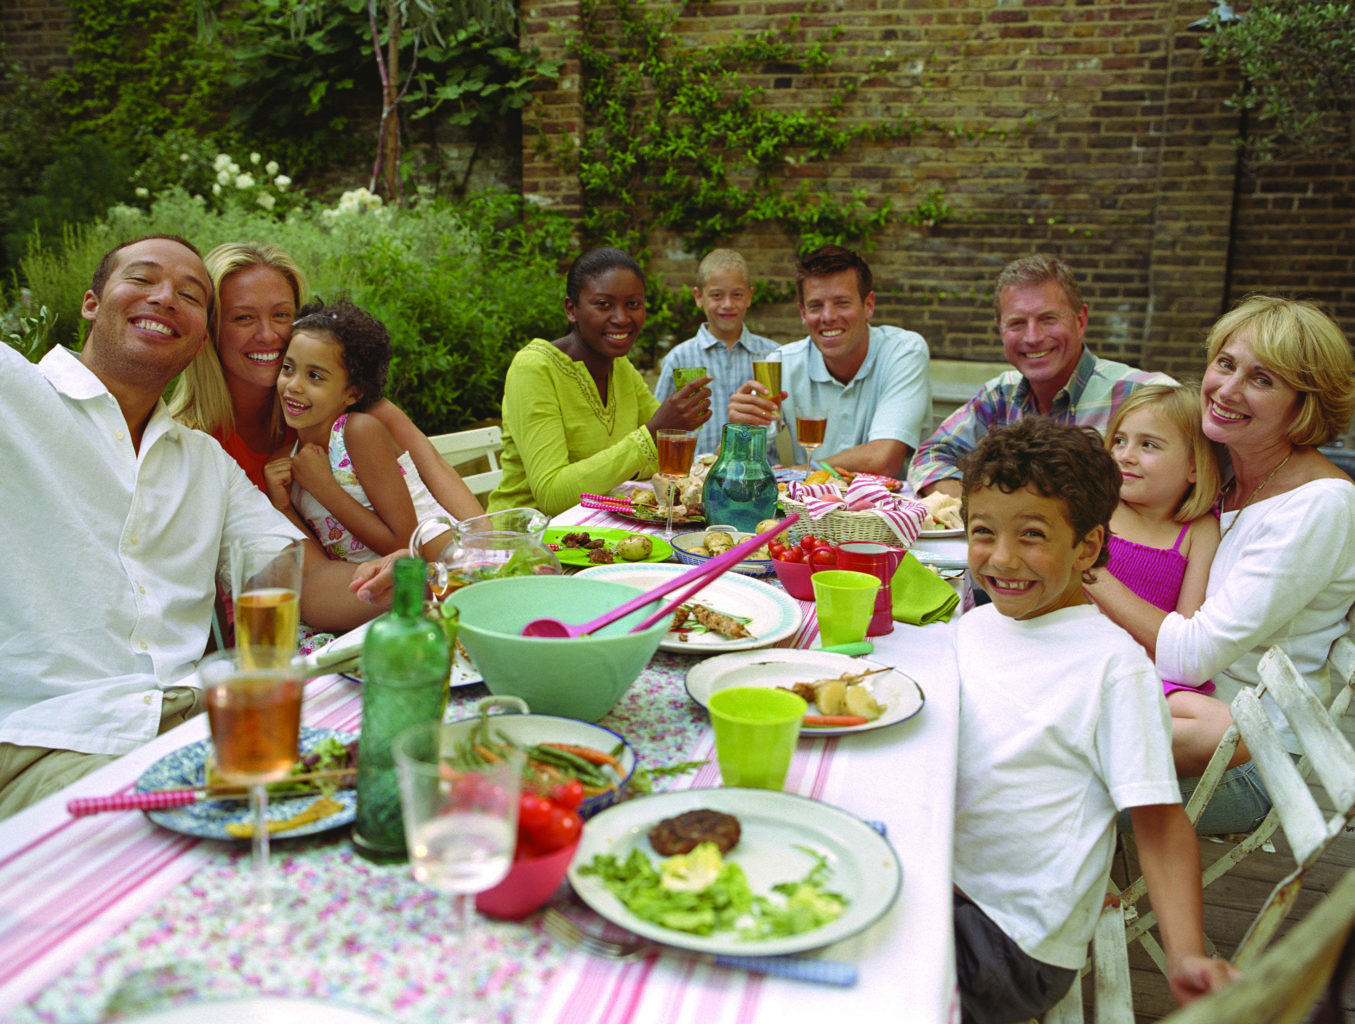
[1104,384,1246,774]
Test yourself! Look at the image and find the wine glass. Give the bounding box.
[796,409,828,471]
[228,538,304,669]
[394,721,524,1024]
[656,428,697,541]
[201,648,304,917]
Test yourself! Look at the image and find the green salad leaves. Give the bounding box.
[577,841,847,939]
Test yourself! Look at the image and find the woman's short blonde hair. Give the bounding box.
[1205,295,1355,448]
[1106,382,1222,522]
[168,242,308,440]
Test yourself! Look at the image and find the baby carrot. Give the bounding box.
[541,742,624,774]
[802,714,869,727]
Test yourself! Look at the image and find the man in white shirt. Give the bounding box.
[0,235,394,818]
[726,245,931,478]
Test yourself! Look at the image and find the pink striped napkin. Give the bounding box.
[786,479,929,547]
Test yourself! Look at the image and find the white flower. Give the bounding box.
[217,169,232,185]
[257,193,276,211]
[214,154,231,170]
[266,160,279,176]
[274,175,291,190]
[250,152,261,164]
[134,187,149,198]
[212,183,222,196]
[180,153,191,162]
[235,173,255,190]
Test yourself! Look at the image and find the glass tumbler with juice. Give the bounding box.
[229,538,304,668]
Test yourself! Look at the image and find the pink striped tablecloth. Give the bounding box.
[0,502,960,1024]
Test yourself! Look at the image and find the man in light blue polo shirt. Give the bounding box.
[727,245,931,478]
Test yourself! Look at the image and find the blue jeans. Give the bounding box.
[1116,759,1273,836]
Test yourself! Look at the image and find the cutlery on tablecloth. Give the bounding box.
[542,908,858,986]
[66,769,355,815]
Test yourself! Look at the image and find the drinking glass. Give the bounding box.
[229,538,304,668]
[656,428,697,540]
[394,722,524,1024]
[201,648,304,917]
[752,352,782,402]
[796,409,828,470]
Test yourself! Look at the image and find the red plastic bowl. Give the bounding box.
[771,556,821,601]
[475,837,580,920]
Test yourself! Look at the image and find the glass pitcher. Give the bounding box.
[409,507,559,599]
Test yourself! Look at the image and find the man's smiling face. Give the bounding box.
[996,278,1087,403]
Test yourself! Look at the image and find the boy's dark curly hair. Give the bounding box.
[291,298,390,411]
[959,417,1121,572]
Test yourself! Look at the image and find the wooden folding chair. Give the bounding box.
[1042,896,1135,1024]
[1156,862,1355,1024]
[430,425,503,501]
[1119,624,1355,972]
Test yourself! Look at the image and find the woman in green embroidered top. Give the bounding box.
[489,247,712,515]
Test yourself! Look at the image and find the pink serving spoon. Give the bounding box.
[520,514,799,639]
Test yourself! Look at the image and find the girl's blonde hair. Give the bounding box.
[168,242,308,442]
[1106,382,1221,522]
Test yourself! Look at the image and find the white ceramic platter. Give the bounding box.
[685,649,925,736]
[568,787,901,957]
[575,562,801,653]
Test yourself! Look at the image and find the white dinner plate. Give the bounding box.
[685,650,925,736]
[576,562,801,653]
[568,788,901,956]
[306,619,481,687]
[115,996,394,1024]
[918,526,965,539]
[137,728,357,842]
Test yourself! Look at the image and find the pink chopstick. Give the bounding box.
[68,790,205,815]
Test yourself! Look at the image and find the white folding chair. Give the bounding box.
[1157,862,1355,1024]
[1119,624,1355,972]
[430,425,503,501]
[1041,897,1135,1024]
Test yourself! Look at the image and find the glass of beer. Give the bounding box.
[751,352,782,403]
[229,538,304,668]
[796,409,828,470]
[201,647,304,917]
[656,428,698,540]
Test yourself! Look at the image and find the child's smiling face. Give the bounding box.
[965,484,1103,620]
[277,329,360,439]
[693,268,752,344]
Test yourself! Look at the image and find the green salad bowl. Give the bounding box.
[447,575,669,721]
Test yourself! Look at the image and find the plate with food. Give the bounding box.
[685,650,925,736]
[136,727,358,841]
[304,620,483,688]
[543,527,673,568]
[916,491,965,537]
[576,562,801,653]
[569,787,901,957]
[670,529,775,578]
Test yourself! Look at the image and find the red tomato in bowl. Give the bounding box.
[810,546,837,567]
[799,535,820,553]
[779,546,805,563]
[769,542,788,560]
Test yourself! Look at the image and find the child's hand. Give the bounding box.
[1167,952,1237,1005]
[262,454,294,513]
[290,443,334,493]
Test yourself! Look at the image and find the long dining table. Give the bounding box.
[0,502,962,1024]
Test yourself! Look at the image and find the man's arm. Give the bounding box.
[1130,803,1239,1005]
[908,386,1006,496]
[822,439,910,478]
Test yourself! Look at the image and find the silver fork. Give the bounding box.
[542,908,858,986]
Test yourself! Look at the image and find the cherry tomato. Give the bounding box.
[768,542,788,560]
[780,546,805,563]
[799,534,820,553]
[515,835,543,861]
[535,805,583,853]
[552,778,585,811]
[810,546,837,567]
[518,793,554,834]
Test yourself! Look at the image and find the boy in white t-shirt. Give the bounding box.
[953,418,1236,1023]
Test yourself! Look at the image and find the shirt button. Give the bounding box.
[139,641,148,651]
[128,536,139,546]
[143,695,153,705]
[139,585,146,594]
[117,431,125,441]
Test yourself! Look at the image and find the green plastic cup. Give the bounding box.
[812,569,882,647]
[673,366,707,389]
[708,686,807,790]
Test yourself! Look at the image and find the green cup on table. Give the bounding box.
[812,569,881,647]
[708,686,807,790]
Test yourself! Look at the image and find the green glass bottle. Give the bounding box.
[702,423,779,532]
[353,557,450,861]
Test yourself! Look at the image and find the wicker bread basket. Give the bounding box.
[779,495,917,548]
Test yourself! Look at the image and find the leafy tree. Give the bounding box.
[1200,0,1355,166]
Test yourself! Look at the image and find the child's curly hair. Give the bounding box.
[960,417,1121,573]
[291,298,390,411]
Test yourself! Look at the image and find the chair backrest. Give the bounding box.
[1157,863,1355,1024]
[430,426,504,500]
[1041,898,1134,1024]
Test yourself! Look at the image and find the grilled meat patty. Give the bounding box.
[648,809,742,856]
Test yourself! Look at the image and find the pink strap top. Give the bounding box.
[1105,523,1190,613]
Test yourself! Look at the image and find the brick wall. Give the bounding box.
[1,0,74,81]
[519,0,1355,377]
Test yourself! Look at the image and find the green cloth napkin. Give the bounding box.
[891,551,960,625]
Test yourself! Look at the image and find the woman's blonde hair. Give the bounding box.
[1204,295,1355,447]
[1106,382,1221,522]
[168,242,308,441]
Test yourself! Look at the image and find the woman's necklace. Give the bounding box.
[1221,451,1293,539]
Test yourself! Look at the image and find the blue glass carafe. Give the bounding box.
[701,424,778,532]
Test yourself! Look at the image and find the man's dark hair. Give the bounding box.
[291,298,391,411]
[794,244,874,304]
[960,417,1120,572]
[90,235,205,301]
